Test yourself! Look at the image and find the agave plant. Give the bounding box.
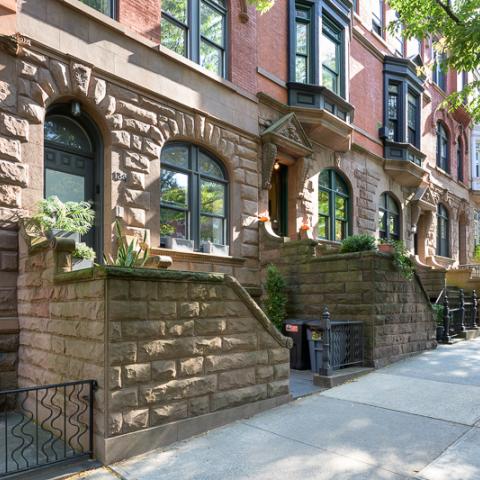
[104,220,150,268]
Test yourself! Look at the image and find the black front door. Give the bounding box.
[268,164,288,237]
[44,112,101,256]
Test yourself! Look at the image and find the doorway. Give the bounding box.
[268,163,288,237]
[44,105,103,258]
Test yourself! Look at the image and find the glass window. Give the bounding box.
[433,50,447,91]
[437,123,449,172]
[318,169,349,242]
[295,5,311,83]
[160,144,228,248]
[372,0,383,36]
[161,0,226,77]
[476,140,480,178]
[44,116,93,152]
[407,92,418,146]
[378,193,400,240]
[437,203,449,257]
[321,18,342,95]
[387,83,399,141]
[80,0,115,17]
[457,138,464,182]
[393,15,404,56]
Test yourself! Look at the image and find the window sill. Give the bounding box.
[151,247,246,265]
[433,166,453,180]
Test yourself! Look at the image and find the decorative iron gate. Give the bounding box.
[1,380,96,477]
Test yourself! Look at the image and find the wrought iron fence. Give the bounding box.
[441,288,479,343]
[318,307,364,376]
[0,380,96,478]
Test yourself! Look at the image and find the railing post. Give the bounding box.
[473,290,478,328]
[320,305,333,376]
[442,292,451,343]
[460,288,466,332]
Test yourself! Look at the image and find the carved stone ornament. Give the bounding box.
[0,33,30,57]
[412,185,437,212]
[239,0,249,23]
[262,142,278,190]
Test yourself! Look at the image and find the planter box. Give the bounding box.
[201,242,230,256]
[72,258,94,271]
[164,237,195,252]
[378,243,394,254]
[48,230,81,242]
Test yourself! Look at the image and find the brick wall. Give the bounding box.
[0,227,18,392]
[262,233,436,368]
[17,237,291,463]
[118,0,160,42]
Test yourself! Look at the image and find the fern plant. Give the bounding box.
[263,264,287,330]
[104,220,150,268]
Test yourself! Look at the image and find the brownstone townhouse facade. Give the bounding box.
[0,0,475,462]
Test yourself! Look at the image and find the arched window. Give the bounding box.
[44,106,103,256]
[318,169,349,241]
[161,0,227,77]
[457,137,464,182]
[437,203,450,257]
[160,143,228,248]
[436,123,449,172]
[378,193,400,240]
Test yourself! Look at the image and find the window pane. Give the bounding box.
[200,41,222,75]
[296,22,308,54]
[44,116,92,152]
[335,195,346,220]
[334,174,348,195]
[389,215,398,235]
[335,220,346,241]
[200,216,224,244]
[201,1,224,46]
[319,170,330,188]
[80,0,112,16]
[161,169,189,208]
[318,216,328,238]
[296,56,308,83]
[45,169,85,203]
[162,0,187,22]
[161,18,187,56]
[378,210,386,231]
[322,68,337,92]
[161,208,188,239]
[200,179,225,216]
[319,190,330,215]
[387,195,399,213]
[199,152,224,179]
[162,145,189,169]
[321,35,338,72]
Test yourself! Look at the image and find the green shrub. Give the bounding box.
[73,242,96,261]
[263,264,287,330]
[392,240,415,281]
[474,244,480,262]
[432,304,445,326]
[339,234,376,253]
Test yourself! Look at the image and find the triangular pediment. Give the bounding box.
[413,186,436,211]
[261,113,313,157]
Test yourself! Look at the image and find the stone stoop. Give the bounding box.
[313,367,374,388]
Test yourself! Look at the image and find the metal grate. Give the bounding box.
[330,321,364,369]
[0,380,96,478]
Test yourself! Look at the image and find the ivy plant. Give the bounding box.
[263,264,287,330]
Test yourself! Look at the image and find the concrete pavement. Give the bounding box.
[70,338,480,480]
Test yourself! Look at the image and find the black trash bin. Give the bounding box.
[283,319,310,370]
[307,320,324,374]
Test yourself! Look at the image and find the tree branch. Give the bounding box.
[434,0,463,25]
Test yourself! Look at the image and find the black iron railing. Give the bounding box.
[0,380,96,477]
[441,289,479,343]
[319,307,364,376]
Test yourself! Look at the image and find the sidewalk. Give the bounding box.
[71,338,480,480]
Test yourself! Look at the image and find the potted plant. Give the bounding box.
[339,234,376,253]
[72,242,96,270]
[432,304,445,341]
[200,241,230,256]
[160,223,195,252]
[378,238,395,254]
[25,196,95,242]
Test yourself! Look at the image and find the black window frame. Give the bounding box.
[437,203,450,257]
[294,2,314,84]
[457,137,464,182]
[160,143,229,250]
[79,0,117,18]
[318,169,350,242]
[378,192,400,241]
[321,16,344,96]
[289,0,350,99]
[436,122,450,172]
[161,0,228,78]
[432,50,447,91]
[371,0,384,37]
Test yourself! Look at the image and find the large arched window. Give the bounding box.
[160,143,228,248]
[378,193,400,240]
[437,203,450,257]
[436,122,449,172]
[457,137,464,182]
[161,0,227,77]
[318,169,349,241]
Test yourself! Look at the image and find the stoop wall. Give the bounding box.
[17,237,291,463]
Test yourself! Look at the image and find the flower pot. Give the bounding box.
[47,230,80,242]
[378,243,395,254]
[164,237,195,252]
[201,242,230,256]
[72,257,94,271]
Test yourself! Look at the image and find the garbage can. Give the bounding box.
[283,319,310,370]
[307,320,324,373]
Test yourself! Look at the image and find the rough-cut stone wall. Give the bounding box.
[0,227,18,392]
[17,239,290,463]
[262,234,436,368]
[0,40,261,288]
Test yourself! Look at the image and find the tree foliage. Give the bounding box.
[248,0,275,13]
[388,0,480,122]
